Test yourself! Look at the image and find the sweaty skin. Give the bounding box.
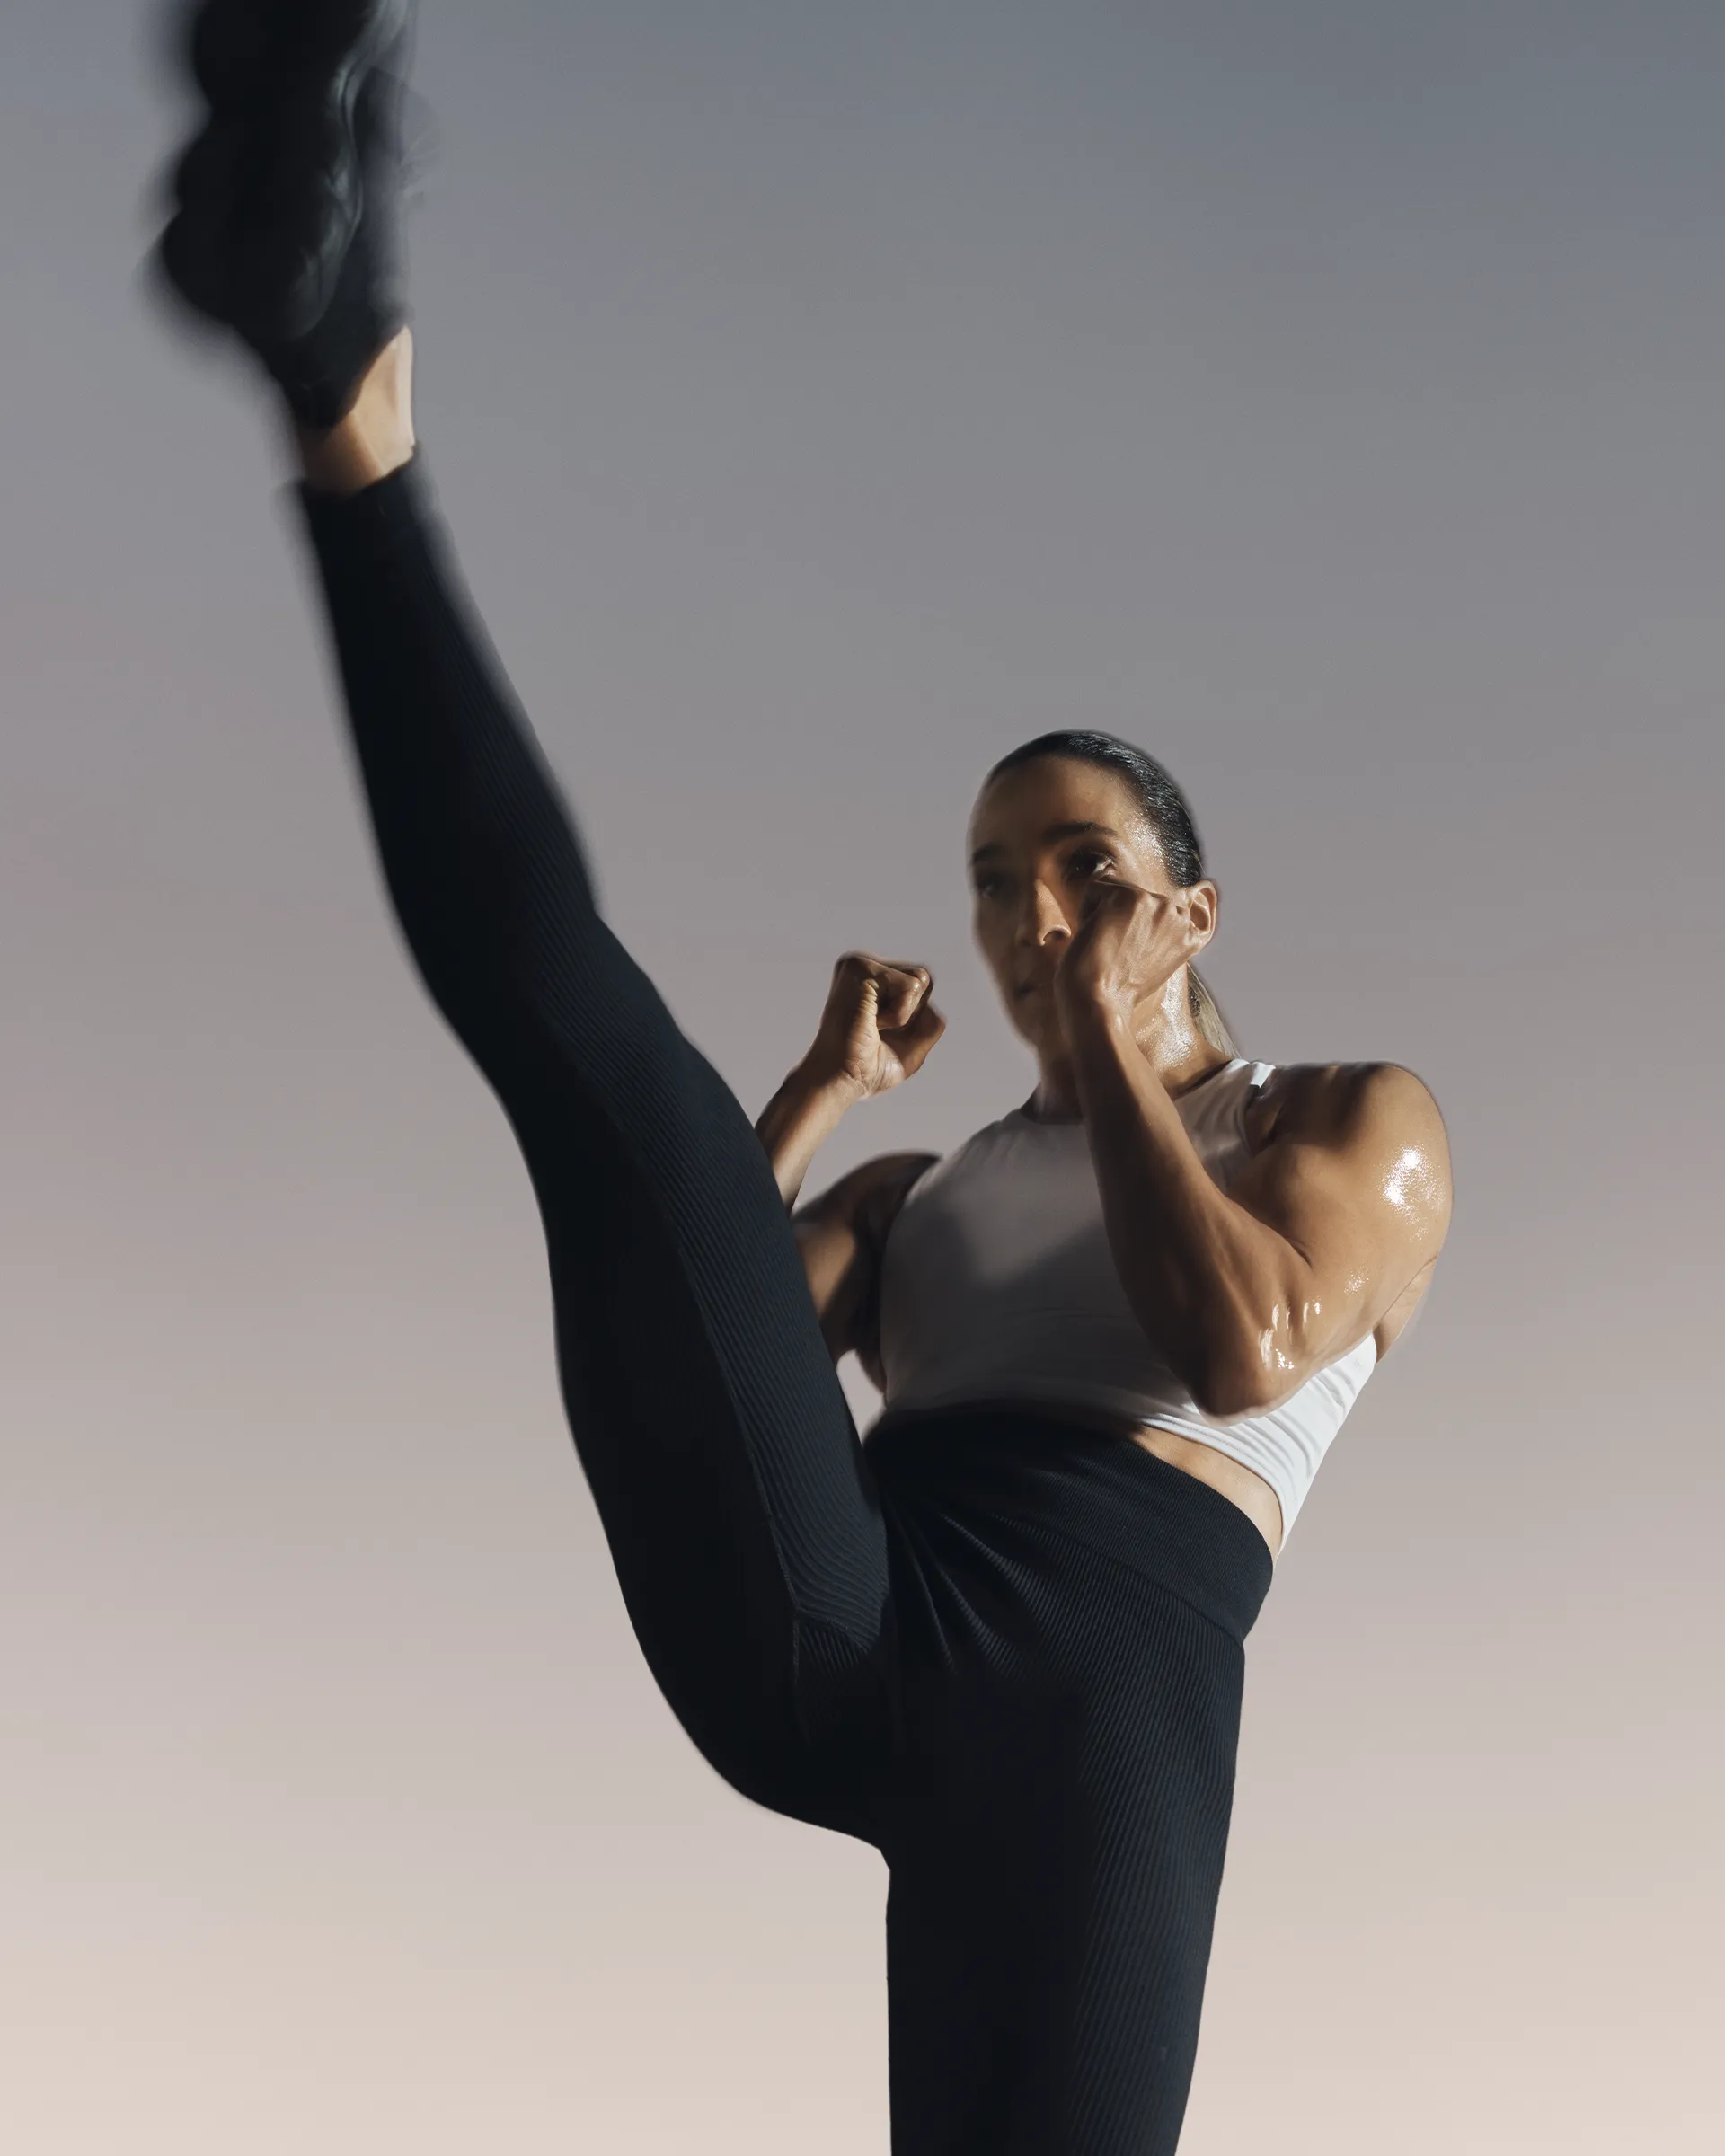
[294,346,1451,1562]
[767,756,1453,1562]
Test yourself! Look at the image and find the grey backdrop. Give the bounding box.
[4,2,1721,2149]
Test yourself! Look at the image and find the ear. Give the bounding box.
[1182,879,1220,951]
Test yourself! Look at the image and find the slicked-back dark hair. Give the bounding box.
[983,729,1240,1056]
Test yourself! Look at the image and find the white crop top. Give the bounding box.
[874,1057,1376,1542]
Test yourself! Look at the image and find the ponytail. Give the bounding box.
[1188,966,1239,1058]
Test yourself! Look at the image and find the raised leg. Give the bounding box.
[291,338,895,1841]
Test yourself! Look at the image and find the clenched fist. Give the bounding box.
[804,950,947,1101]
[1052,879,1209,1026]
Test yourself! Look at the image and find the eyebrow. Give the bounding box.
[969,821,1122,866]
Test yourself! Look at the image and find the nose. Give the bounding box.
[1016,878,1072,950]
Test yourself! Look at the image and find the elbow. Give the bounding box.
[1183,1329,1305,1421]
[1120,1274,1315,1420]
[1186,1363,1275,1421]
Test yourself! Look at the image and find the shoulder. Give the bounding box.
[1246,1062,1452,1224]
[1252,1060,1446,1151]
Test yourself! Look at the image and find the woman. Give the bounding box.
[151,5,1452,2150]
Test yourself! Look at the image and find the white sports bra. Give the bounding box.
[874,1057,1377,1542]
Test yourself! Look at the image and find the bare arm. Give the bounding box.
[751,1059,882,1359]
[778,1148,941,1368]
[752,1061,934,1366]
[753,949,948,1364]
[1067,1003,1452,1416]
[755,1063,866,1208]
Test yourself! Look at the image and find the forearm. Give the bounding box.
[755,1064,862,1207]
[1065,1003,1310,1413]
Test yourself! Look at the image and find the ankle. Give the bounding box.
[295,329,417,497]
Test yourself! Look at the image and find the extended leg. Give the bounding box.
[290,340,894,1839]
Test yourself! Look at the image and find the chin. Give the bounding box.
[1008,1001,1062,1055]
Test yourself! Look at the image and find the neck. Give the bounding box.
[1028,1012,1232,1123]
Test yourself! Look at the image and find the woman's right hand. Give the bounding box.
[802,950,947,1103]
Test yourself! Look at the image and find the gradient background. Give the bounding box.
[4,2,1721,2149]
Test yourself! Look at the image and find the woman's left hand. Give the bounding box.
[1051,879,1204,1026]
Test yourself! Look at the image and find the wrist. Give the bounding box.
[1057,987,1133,1049]
[784,1058,869,1116]
[1061,998,1154,1122]
[756,1061,864,1209]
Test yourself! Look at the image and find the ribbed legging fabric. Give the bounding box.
[294,455,1276,2154]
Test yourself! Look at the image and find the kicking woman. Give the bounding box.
[151,5,1452,2150]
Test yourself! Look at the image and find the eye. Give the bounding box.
[972,870,1006,898]
[1067,847,1115,879]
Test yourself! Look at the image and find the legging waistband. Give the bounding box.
[864,1404,1276,1643]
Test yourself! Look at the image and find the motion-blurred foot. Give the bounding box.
[155,0,419,427]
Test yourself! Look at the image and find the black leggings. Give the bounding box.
[295,457,1275,2155]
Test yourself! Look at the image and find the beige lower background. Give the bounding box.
[4,928,1717,2153]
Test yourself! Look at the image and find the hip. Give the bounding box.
[864,1401,1276,1645]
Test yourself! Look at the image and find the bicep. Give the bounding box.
[1226,1065,1453,1367]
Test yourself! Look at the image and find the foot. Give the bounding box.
[155,0,420,428]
